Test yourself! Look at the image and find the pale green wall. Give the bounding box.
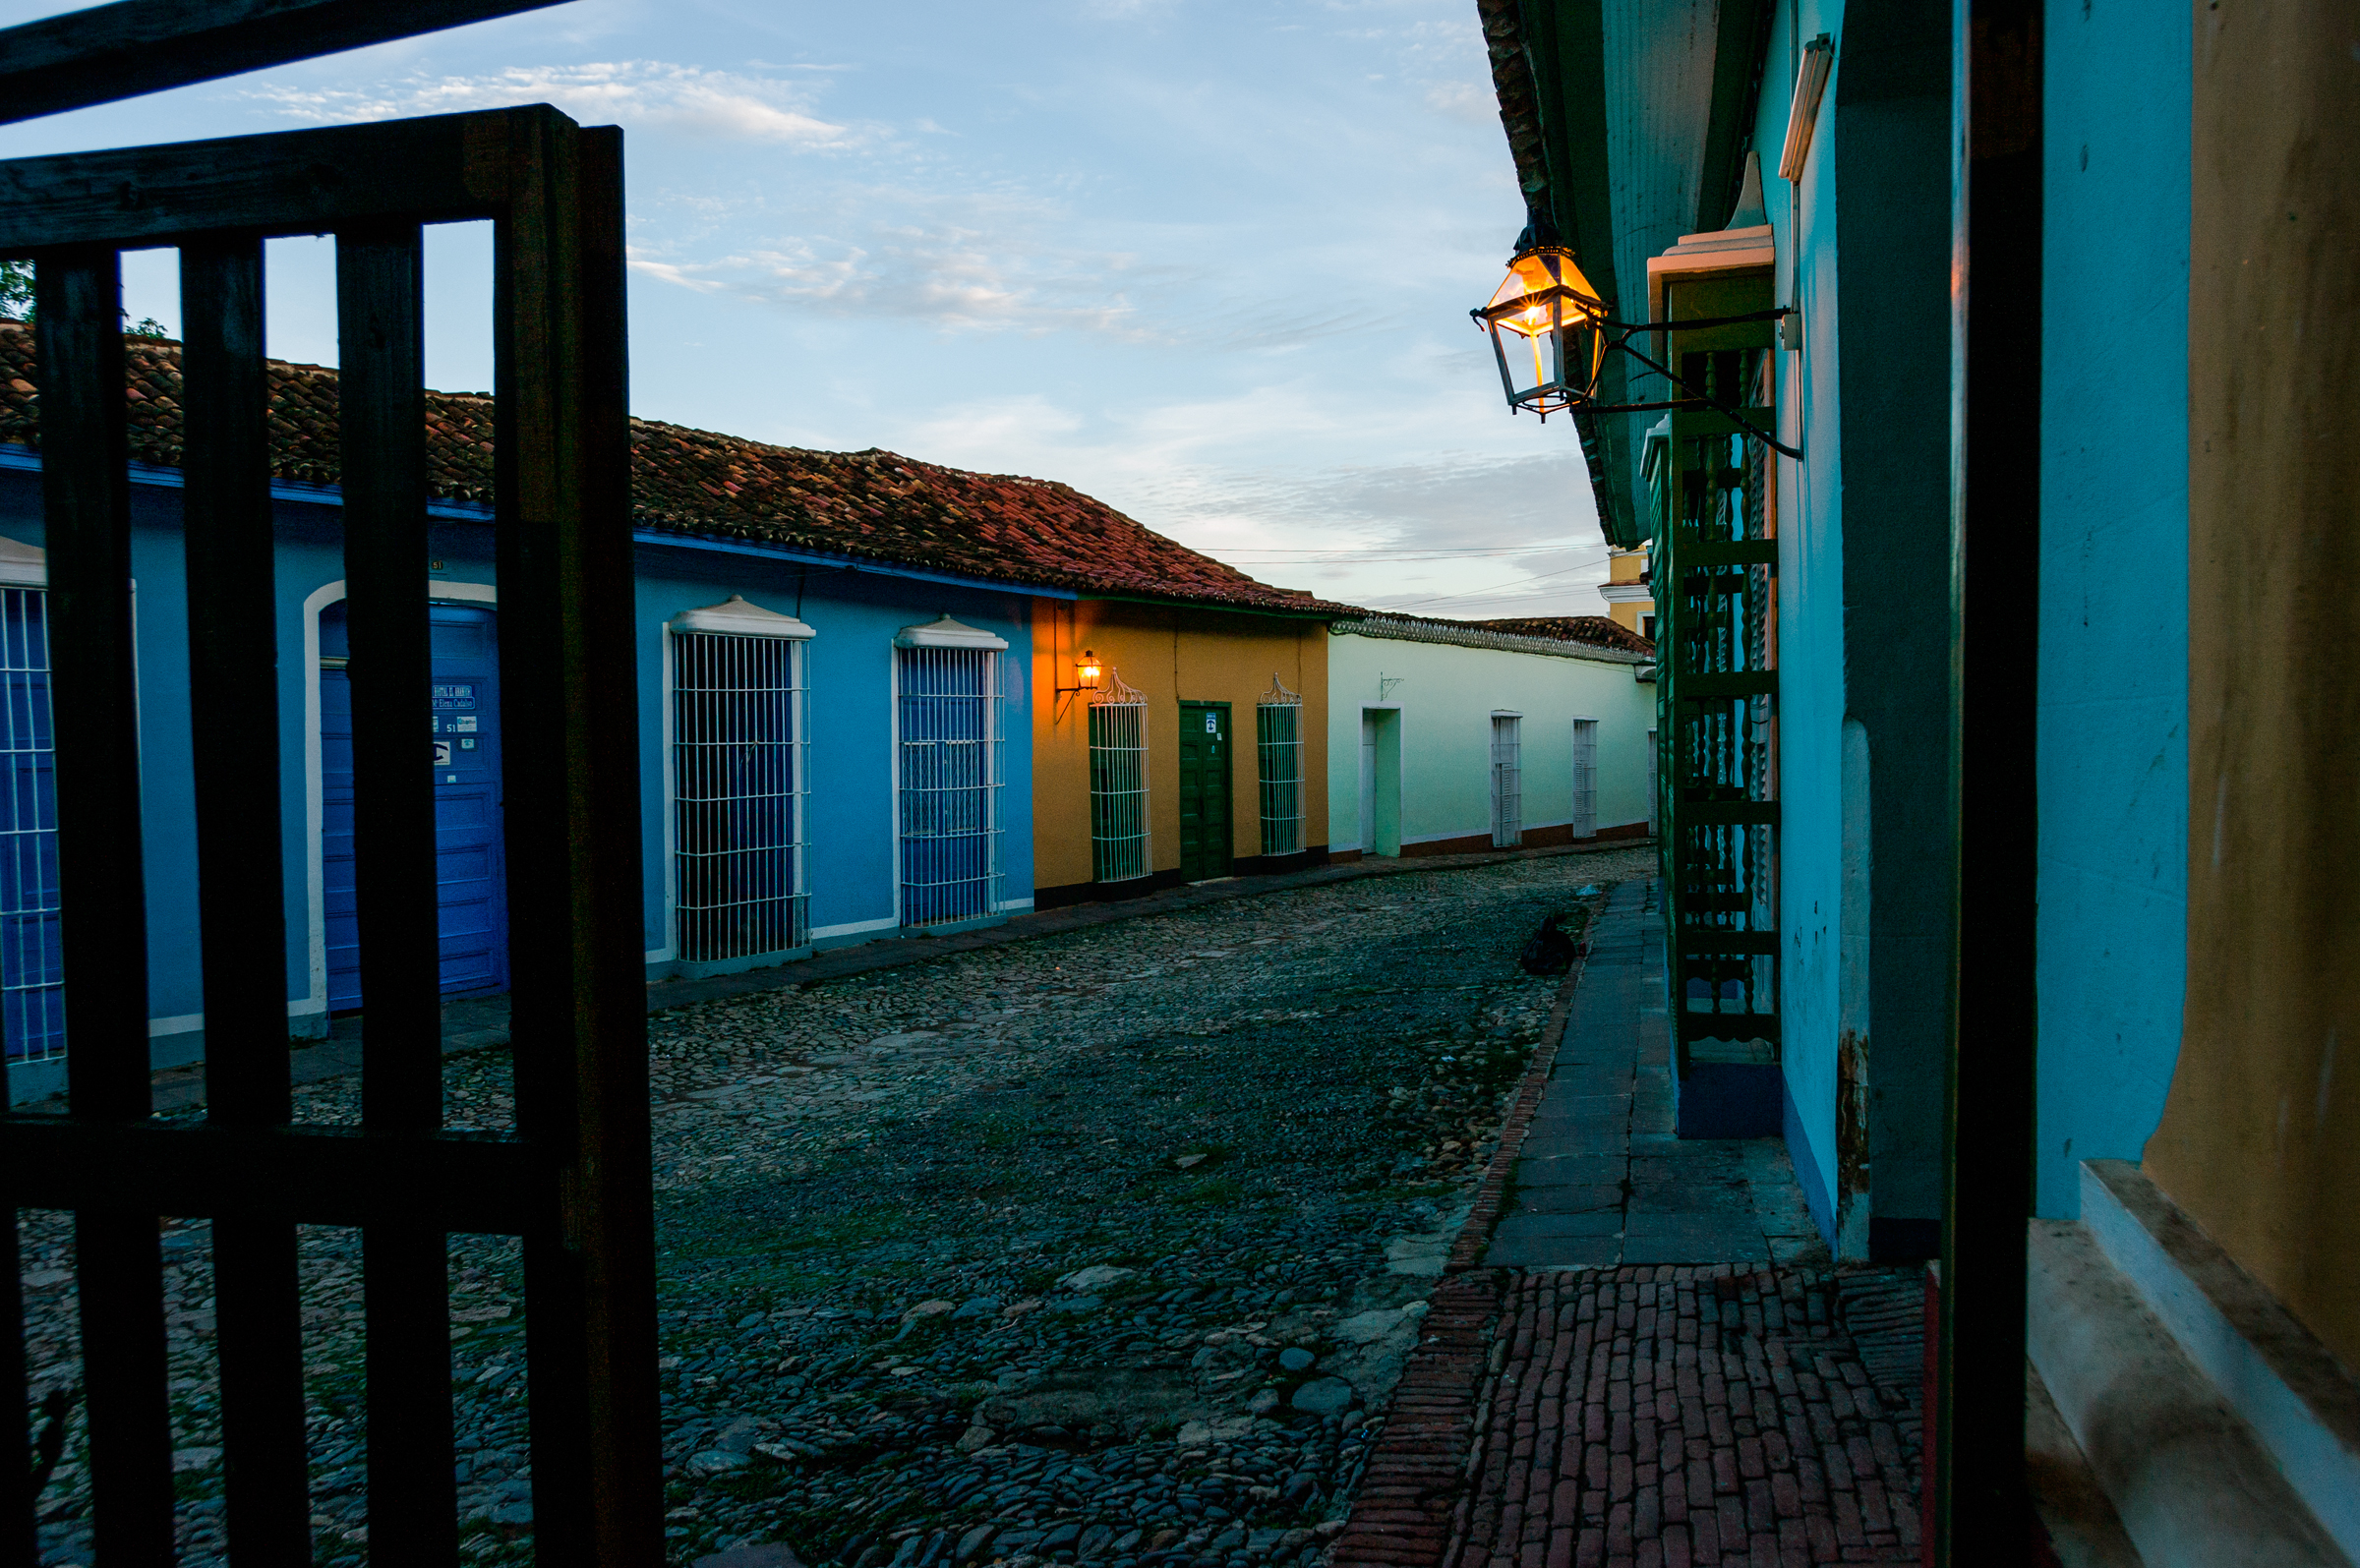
[1325,628,1655,852]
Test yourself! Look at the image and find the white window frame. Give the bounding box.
[668,595,814,966]
[1090,668,1150,883]
[893,615,1009,927]
[1256,672,1304,857]
[1491,711,1523,849]
[1570,717,1599,840]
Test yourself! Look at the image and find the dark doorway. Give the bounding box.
[1177,700,1233,882]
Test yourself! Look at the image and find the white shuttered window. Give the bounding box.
[1491,713,1523,848]
[1570,718,1599,839]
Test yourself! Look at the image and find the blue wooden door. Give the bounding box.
[322,601,509,1007]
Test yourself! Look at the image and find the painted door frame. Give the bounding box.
[1360,703,1402,857]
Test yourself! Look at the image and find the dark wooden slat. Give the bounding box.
[499,118,663,1567]
[0,1213,36,1565]
[36,247,177,1567]
[178,236,313,1567]
[336,223,460,1562]
[0,106,567,253]
[0,0,568,127]
[1940,0,2043,1558]
[0,1120,550,1231]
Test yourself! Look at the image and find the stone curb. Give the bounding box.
[1443,943,1588,1276]
[1326,914,1598,1568]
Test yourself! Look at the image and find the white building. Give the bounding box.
[1326,615,1656,859]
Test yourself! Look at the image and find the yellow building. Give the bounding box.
[1034,598,1333,906]
[1598,544,1654,639]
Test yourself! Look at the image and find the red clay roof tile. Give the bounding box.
[0,322,1357,617]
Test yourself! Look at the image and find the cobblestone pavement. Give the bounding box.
[16,845,1654,1567]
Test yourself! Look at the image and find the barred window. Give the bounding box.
[1090,668,1150,883]
[895,618,1009,927]
[1570,718,1599,839]
[0,583,61,1067]
[670,597,811,964]
[1491,713,1523,848]
[1256,673,1303,857]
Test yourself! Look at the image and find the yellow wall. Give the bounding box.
[2143,0,2360,1370]
[1032,600,1329,894]
[1604,546,1654,633]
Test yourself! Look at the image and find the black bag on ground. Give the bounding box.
[1518,913,1576,975]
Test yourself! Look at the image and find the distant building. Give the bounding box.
[1597,544,1655,639]
[1326,614,1653,860]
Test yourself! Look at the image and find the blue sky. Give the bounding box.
[0,0,1613,618]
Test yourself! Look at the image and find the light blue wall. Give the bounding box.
[630,540,1036,959]
[1765,0,1851,1243]
[0,461,1039,1099]
[2034,0,2191,1219]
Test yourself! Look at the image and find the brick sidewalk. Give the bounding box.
[1337,1267,1924,1568]
[1334,880,1926,1568]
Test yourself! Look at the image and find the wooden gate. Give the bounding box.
[0,105,659,1564]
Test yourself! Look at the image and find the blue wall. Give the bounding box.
[0,459,1038,1098]
[2034,0,2191,1219]
[1765,0,1852,1245]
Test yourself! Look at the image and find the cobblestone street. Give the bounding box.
[16,845,1648,1567]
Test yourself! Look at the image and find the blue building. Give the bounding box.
[1472,1,2360,1555]
[0,323,1050,1103]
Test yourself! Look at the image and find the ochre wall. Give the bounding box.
[2144,0,2360,1370]
[1032,600,1328,895]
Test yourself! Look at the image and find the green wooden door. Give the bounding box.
[1177,701,1233,881]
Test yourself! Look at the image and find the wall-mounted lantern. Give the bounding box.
[1471,233,1802,458]
[1075,649,1103,687]
[1470,245,1610,421]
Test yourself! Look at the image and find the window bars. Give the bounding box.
[1256,673,1304,858]
[1492,715,1523,848]
[1089,668,1150,883]
[1570,718,1599,840]
[0,107,660,1564]
[674,628,809,962]
[0,584,61,1067]
[1658,332,1781,1059]
[897,637,1007,925]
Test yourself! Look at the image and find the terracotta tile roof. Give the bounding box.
[1469,614,1655,655]
[0,321,1355,617]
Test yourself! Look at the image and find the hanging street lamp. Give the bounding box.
[1471,244,1611,420]
[1471,232,1802,458]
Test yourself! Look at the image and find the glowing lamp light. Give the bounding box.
[1076,650,1103,686]
[1470,245,1610,420]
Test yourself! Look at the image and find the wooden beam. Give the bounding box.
[0,0,570,127]
[0,107,570,252]
[0,1120,553,1233]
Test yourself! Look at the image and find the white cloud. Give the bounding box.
[245,61,860,148]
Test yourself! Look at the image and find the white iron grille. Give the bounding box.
[1491,715,1523,848]
[0,588,62,1066]
[674,630,807,962]
[898,645,1005,925]
[1256,700,1303,857]
[1570,719,1599,838]
[1089,692,1150,884]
